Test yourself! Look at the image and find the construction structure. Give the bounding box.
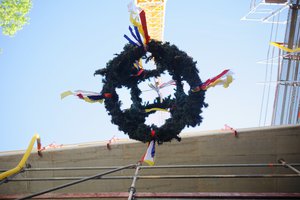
[136,0,166,41]
[241,0,289,24]
[272,0,300,125]
[0,125,300,199]
[242,0,300,126]
[1,1,300,199]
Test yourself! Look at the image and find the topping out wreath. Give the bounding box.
[94,40,207,144]
[61,4,233,144]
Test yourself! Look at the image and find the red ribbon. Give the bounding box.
[131,69,144,77]
[139,10,150,44]
[201,69,229,90]
[224,124,238,137]
[76,93,84,99]
[151,130,156,137]
[103,93,112,98]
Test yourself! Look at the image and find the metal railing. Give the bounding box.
[0,159,300,199]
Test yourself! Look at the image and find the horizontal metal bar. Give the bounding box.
[140,163,300,169]
[2,163,298,173]
[0,166,119,172]
[3,163,298,172]
[2,192,300,199]
[8,174,300,181]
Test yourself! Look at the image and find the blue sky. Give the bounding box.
[0,1,287,151]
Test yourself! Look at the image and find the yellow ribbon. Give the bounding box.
[270,42,300,53]
[133,59,143,70]
[145,108,169,113]
[60,91,104,104]
[130,13,146,45]
[205,74,233,90]
[60,90,73,99]
[82,97,104,104]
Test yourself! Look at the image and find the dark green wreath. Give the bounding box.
[95,40,207,144]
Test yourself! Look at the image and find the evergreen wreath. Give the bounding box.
[95,40,207,144]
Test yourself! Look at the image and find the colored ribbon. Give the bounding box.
[139,10,150,44]
[143,79,176,101]
[106,135,120,150]
[124,34,140,47]
[125,25,144,47]
[270,42,300,53]
[131,69,144,77]
[134,26,144,47]
[141,140,155,166]
[223,124,238,137]
[130,13,146,43]
[39,142,63,152]
[145,108,169,113]
[61,90,112,103]
[127,1,150,45]
[131,59,144,76]
[192,69,233,92]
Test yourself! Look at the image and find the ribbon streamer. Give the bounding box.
[124,34,140,47]
[145,108,169,113]
[270,42,300,53]
[223,124,238,137]
[192,69,233,92]
[129,26,139,43]
[61,90,111,103]
[127,1,150,45]
[134,26,144,47]
[143,79,176,101]
[131,68,144,77]
[139,10,150,44]
[39,142,63,152]
[141,140,155,166]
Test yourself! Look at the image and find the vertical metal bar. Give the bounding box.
[279,159,300,175]
[128,162,141,200]
[17,164,135,200]
[280,0,299,124]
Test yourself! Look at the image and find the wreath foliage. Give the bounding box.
[95,40,207,144]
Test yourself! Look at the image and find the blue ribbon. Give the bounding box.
[124,25,144,47]
[124,34,139,47]
[129,26,139,44]
[134,26,144,47]
[87,95,104,101]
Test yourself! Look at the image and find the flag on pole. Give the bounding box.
[141,140,155,166]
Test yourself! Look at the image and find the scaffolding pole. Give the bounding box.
[2,192,300,199]
[2,163,300,172]
[1,160,298,199]
[16,164,135,200]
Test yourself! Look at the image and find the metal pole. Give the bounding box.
[9,173,300,182]
[16,164,135,200]
[140,163,300,169]
[279,159,300,175]
[128,162,141,200]
[2,166,119,172]
[2,163,300,172]
[2,192,300,199]
[0,169,24,185]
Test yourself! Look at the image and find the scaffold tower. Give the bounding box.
[241,0,289,24]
